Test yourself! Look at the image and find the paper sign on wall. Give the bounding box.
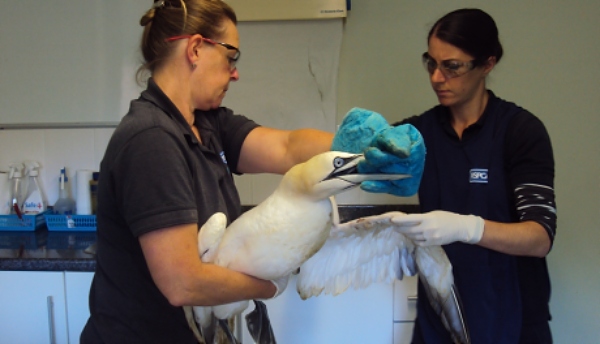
[224,0,347,21]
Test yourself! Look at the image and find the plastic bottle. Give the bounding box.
[89,172,99,214]
[0,168,11,215]
[53,167,76,215]
[21,161,47,214]
[8,163,25,216]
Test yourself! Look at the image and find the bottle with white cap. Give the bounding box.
[8,163,25,216]
[53,167,76,215]
[21,161,47,214]
[0,167,11,215]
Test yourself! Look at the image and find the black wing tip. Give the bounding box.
[245,300,278,344]
[449,284,471,344]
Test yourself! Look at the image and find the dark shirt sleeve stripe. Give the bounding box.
[514,183,557,245]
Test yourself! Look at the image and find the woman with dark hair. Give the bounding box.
[392,8,556,343]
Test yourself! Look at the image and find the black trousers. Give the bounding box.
[519,321,552,344]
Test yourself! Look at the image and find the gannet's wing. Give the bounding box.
[296,210,470,344]
[198,212,228,263]
[296,211,416,300]
[190,212,238,344]
[414,245,470,344]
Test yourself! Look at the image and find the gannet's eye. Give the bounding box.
[333,157,345,168]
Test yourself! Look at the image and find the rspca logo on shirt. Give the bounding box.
[220,151,231,174]
[220,151,228,165]
[470,169,488,183]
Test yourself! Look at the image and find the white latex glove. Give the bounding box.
[391,210,484,246]
[261,275,290,300]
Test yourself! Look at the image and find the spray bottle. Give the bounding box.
[0,169,9,215]
[21,161,47,214]
[8,163,25,217]
[53,167,76,215]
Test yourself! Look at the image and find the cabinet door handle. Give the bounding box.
[47,296,56,344]
[407,295,418,302]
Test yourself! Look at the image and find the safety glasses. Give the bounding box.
[421,52,479,79]
[166,35,241,71]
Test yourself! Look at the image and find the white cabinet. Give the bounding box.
[240,275,394,344]
[236,275,419,343]
[0,271,94,344]
[64,272,94,343]
[0,271,68,344]
[394,323,415,344]
[393,275,418,343]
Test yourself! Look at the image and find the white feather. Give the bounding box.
[297,212,417,299]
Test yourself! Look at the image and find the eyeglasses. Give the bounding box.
[421,52,478,79]
[165,35,241,71]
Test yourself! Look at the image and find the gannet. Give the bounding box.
[186,151,469,344]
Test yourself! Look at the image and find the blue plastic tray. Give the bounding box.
[0,211,49,231]
[44,214,96,232]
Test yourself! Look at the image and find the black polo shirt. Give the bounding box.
[81,78,259,343]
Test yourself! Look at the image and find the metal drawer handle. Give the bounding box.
[407,295,418,302]
[47,296,56,344]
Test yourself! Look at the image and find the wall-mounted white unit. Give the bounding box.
[225,0,347,21]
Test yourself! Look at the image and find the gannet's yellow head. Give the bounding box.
[283,151,408,201]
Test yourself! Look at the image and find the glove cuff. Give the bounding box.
[272,280,283,298]
[264,275,290,300]
[465,215,485,244]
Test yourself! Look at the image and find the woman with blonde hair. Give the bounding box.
[80,1,422,343]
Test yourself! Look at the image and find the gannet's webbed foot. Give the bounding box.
[245,300,277,344]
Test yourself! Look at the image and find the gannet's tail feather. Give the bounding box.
[183,305,205,343]
[190,305,214,343]
[296,212,416,299]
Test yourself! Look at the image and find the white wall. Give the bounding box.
[337,1,600,342]
[0,1,145,125]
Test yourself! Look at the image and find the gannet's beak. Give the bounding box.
[323,154,410,187]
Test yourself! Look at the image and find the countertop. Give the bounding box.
[0,204,419,272]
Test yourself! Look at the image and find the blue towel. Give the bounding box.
[332,107,426,197]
